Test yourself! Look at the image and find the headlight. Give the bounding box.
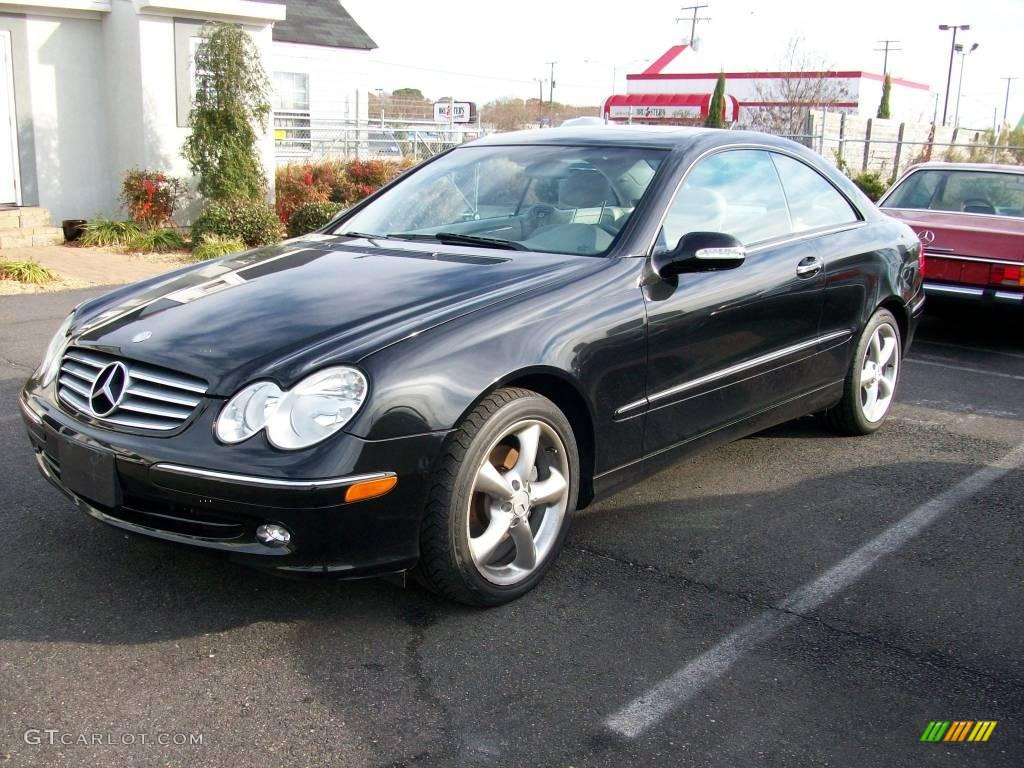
[36,313,75,386]
[215,367,367,450]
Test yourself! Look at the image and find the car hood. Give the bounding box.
[70,235,601,395]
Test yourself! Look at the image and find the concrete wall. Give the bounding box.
[809,112,995,179]
[19,12,114,220]
[2,0,282,223]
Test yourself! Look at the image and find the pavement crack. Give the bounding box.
[0,355,32,372]
[399,603,463,766]
[567,543,1022,688]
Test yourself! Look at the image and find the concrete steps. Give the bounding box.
[0,207,65,249]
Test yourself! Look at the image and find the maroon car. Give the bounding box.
[879,162,1024,305]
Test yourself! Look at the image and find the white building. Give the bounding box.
[0,0,376,225]
[604,45,933,126]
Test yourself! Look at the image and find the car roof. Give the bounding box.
[902,161,1024,174]
[470,124,804,151]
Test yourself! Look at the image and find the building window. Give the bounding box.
[174,19,205,127]
[273,72,310,112]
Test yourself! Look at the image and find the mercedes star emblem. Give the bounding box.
[89,361,129,417]
[918,230,935,245]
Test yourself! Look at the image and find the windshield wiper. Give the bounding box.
[388,232,526,251]
[340,231,383,241]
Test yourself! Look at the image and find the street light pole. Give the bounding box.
[1001,76,1018,125]
[938,24,970,127]
[953,42,978,128]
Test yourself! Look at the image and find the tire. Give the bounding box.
[821,308,902,436]
[414,387,579,606]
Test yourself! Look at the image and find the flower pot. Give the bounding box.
[62,219,87,242]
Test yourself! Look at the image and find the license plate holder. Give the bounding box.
[57,435,120,509]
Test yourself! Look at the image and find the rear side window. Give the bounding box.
[663,149,790,247]
[771,154,859,232]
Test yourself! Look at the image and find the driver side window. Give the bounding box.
[662,150,790,248]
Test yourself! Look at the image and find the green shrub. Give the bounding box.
[287,201,345,238]
[182,23,270,202]
[191,199,284,248]
[128,228,188,253]
[80,218,142,247]
[0,259,58,284]
[190,234,246,261]
[851,171,887,202]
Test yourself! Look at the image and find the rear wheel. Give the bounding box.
[822,308,902,435]
[415,388,578,606]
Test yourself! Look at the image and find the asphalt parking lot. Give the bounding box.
[1,288,1021,768]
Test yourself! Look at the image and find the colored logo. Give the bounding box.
[920,721,997,742]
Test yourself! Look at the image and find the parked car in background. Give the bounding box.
[879,162,1024,306]
[21,127,923,606]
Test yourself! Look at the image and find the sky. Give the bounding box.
[342,0,1023,128]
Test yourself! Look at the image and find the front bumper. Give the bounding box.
[20,385,447,577]
[923,281,1023,305]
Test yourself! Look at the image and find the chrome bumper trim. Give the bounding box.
[151,464,395,490]
[923,282,985,297]
[994,290,1023,303]
[20,396,43,425]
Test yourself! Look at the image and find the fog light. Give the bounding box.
[256,524,291,547]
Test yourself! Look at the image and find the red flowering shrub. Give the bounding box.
[275,159,414,225]
[121,170,187,228]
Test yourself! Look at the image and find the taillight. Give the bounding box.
[989,264,1024,287]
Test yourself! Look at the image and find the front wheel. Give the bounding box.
[415,388,579,606]
[822,309,902,435]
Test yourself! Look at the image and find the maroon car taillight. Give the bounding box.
[989,264,1024,288]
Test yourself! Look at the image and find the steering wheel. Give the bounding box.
[962,198,995,214]
[523,204,557,237]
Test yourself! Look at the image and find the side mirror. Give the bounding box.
[652,231,746,279]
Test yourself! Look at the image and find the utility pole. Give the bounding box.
[874,39,901,75]
[546,61,557,123]
[1000,76,1018,125]
[533,77,546,124]
[938,24,970,126]
[675,4,709,45]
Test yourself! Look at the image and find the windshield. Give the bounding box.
[331,144,667,256]
[882,168,1024,218]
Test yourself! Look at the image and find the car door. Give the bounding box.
[768,151,868,384]
[640,148,828,455]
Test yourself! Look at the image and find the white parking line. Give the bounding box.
[604,441,1024,740]
[905,357,1024,382]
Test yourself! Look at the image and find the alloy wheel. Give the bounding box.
[467,419,570,586]
[860,322,899,423]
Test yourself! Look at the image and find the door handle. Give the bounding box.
[796,257,823,278]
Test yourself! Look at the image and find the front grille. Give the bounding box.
[57,347,208,431]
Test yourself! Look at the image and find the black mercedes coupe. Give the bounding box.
[20,126,924,605]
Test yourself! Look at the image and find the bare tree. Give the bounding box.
[747,37,851,136]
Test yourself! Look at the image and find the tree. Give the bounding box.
[705,72,726,128]
[391,87,426,100]
[183,23,271,202]
[748,36,851,136]
[877,74,892,119]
